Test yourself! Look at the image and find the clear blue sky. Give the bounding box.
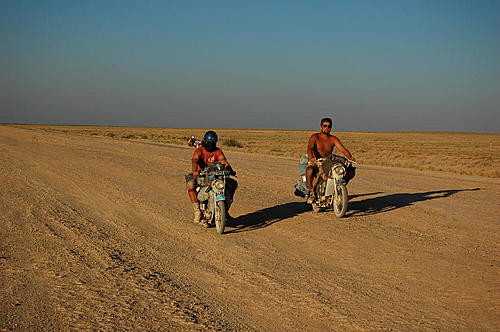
[1,0,499,131]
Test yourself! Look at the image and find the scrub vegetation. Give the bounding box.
[9,124,500,178]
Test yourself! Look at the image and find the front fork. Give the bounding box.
[200,185,225,221]
[325,176,346,203]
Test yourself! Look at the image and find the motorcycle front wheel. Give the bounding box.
[333,185,348,218]
[215,200,226,234]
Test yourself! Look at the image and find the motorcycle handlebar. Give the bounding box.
[199,169,234,177]
[315,156,358,165]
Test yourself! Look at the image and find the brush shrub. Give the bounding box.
[224,138,243,148]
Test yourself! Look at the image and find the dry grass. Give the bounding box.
[8,124,500,178]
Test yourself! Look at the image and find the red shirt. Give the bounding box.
[192,146,226,172]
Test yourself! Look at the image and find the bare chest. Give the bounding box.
[315,136,335,156]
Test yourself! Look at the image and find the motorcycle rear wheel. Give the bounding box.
[215,201,226,234]
[333,185,348,218]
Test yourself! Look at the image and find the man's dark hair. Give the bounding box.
[320,117,332,125]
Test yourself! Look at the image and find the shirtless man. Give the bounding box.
[306,117,356,203]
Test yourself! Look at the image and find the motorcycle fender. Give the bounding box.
[325,178,335,196]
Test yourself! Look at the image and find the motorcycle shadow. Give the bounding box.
[225,202,310,234]
[347,188,480,217]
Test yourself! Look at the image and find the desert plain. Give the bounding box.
[1,124,499,331]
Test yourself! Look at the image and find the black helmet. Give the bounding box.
[203,130,218,143]
[202,130,218,151]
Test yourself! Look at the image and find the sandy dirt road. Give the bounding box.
[1,125,499,331]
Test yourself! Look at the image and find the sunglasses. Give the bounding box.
[322,124,332,128]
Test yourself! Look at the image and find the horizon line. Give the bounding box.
[1,123,498,135]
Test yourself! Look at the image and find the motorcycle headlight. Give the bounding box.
[334,165,345,176]
[213,179,225,190]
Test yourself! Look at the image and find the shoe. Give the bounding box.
[306,192,315,204]
[193,202,202,224]
[201,221,210,228]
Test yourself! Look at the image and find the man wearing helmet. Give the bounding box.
[186,130,237,225]
[306,117,356,203]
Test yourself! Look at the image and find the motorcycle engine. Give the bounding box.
[197,186,210,202]
[316,179,327,196]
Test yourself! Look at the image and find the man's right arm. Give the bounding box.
[307,134,317,161]
[191,149,201,176]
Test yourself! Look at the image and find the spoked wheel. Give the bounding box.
[215,201,226,234]
[333,185,348,218]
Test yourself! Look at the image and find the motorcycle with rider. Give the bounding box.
[185,131,237,234]
[294,117,356,217]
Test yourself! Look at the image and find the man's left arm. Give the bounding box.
[218,150,236,175]
[217,150,230,166]
[333,137,356,161]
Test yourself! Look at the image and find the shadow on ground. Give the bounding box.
[225,189,479,232]
[226,202,310,234]
[349,192,383,200]
[348,188,480,217]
